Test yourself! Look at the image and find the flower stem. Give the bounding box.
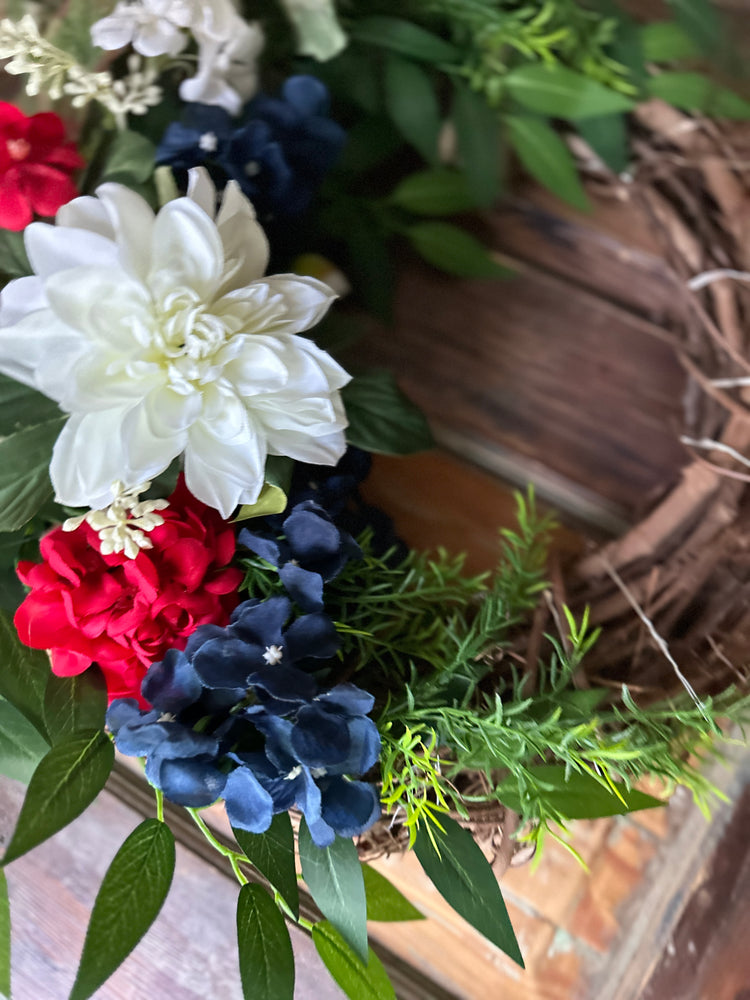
[154,787,164,823]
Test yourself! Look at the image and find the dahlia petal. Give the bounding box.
[259,275,337,335]
[50,407,140,508]
[149,197,224,302]
[215,180,269,291]
[25,221,118,279]
[96,184,157,281]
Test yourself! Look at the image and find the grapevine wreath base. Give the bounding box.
[569,103,750,701]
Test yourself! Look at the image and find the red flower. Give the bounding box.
[15,477,243,704]
[0,103,84,231]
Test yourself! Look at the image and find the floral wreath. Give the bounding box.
[0,1,748,998]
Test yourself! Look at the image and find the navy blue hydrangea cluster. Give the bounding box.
[107,595,381,846]
[156,75,345,219]
[239,499,361,612]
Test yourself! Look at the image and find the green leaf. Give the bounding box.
[237,883,294,1000]
[2,730,113,866]
[0,699,49,783]
[342,370,433,456]
[452,81,502,207]
[68,819,175,1000]
[0,870,9,1000]
[0,375,63,438]
[667,0,721,54]
[505,115,589,211]
[350,16,459,64]
[0,610,53,741]
[505,64,635,120]
[414,816,523,967]
[101,130,156,184]
[298,818,368,963]
[641,22,700,62]
[233,483,288,523]
[0,231,31,284]
[43,668,108,746]
[647,72,750,119]
[383,55,441,164]
[232,814,299,919]
[312,921,396,1000]
[405,222,511,279]
[362,864,424,922]
[387,168,478,216]
[49,0,113,66]
[263,456,294,494]
[496,765,665,820]
[576,115,629,174]
[0,416,66,531]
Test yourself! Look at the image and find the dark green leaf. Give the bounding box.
[313,921,395,1000]
[298,818,368,963]
[350,16,459,64]
[362,864,424,922]
[667,0,721,54]
[2,730,113,866]
[452,81,502,207]
[0,416,66,531]
[496,765,665,820]
[342,370,433,456]
[43,668,108,745]
[0,610,52,740]
[233,813,299,919]
[101,130,156,184]
[505,64,635,120]
[414,816,523,967]
[383,55,441,163]
[641,22,700,62]
[505,115,589,211]
[406,222,511,279]
[576,114,629,174]
[0,375,63,438]
[647,72,750,119]
[264,455,294,494]
[0,230,31,283]
[68,819,175,1000]
[338,116,402,174]
[0,870,8,999]
[387,168,478,216]
[0,699,48,783]
[237,884,294,1000]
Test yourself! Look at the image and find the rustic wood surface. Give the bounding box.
[0,775,345,1000]
[352,186,689,531]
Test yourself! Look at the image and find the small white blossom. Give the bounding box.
[262,644,284,665]
[63,481,169,559]
[91,0,195,57]
[0,17,160,128]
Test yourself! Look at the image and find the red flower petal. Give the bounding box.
[21,163,79,218]
[0,171,32,230]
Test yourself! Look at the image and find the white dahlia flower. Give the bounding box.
[0,169,350,518]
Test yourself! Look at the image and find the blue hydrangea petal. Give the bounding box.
[315,683,375,717]
[282,75,330,117]
[319,777,381,838]
[230,596,291,645]
[237,529,282,567]
[223,766,274,833]
[146,754,227,807]
[324,717,381,776]
[248,664,317,703]
[279,562,324,611]
[295,767,336,846]
[141,648,202,713]
[185,623,228,659]
[232,753,300,812]
[285,613,340,662]
[283,502,340,562]
[192,637,258,689]
[114,720,218,761]
[106,699,156,734]
[250,715,297,771]
[291,704,350,768]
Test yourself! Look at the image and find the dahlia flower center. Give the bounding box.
[6,138,31,162]
[154,291,229,362]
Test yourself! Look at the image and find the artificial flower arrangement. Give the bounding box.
[1,1,749,998]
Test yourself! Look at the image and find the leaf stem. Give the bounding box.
[154,787,164,823]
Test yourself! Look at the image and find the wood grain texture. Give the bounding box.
[0,776,345,1000]
[351,189,689,524]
